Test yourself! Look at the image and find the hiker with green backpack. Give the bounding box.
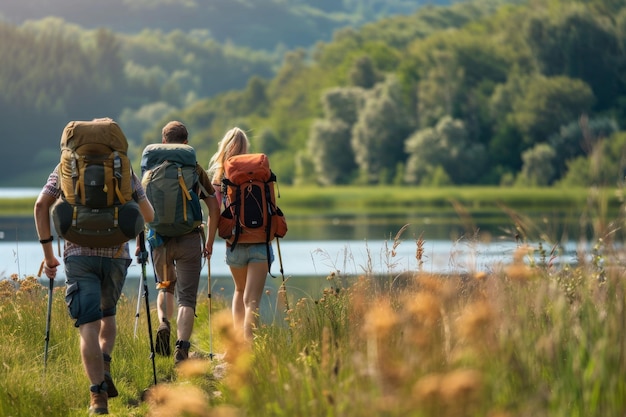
[208,127,287,343]
[141,121,220,364]
[34,118,155,415]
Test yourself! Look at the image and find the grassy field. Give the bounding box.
[1,185,621,216]
[2,225,626,416]
[280,185,605,214]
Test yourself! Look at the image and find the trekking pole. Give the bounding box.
[133,263,143,339]
[275,238,290,312]
[207,260,214,360]
[138,232,157,386]
[39,261,54,372]
[44,277,54,371]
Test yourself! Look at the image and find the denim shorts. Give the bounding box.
[225,243,274,268]
[64,256,130,327]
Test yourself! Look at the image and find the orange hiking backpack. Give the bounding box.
[218,153,287,250]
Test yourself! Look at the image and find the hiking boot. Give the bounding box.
[103,354,118,398]
[174,340,191,365]
[156,319,171,356]
[88,382,109,415]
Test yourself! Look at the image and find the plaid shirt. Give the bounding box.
[43,167,147,260]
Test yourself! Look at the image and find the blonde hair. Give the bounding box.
[208,127,250,184]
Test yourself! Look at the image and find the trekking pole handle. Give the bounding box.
[137,231,149,264]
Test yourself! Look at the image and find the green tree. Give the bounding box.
[559,131,626,187]
[309,119,356,185]
[512,75,595,146]
[240,76,270,116]
[404,116,486,185]
[524,5,623,110]
[351,76,414,183]
[256,127,281,155]
[348,55,382,88]
[517,143,557,186]
[548,116,619,180]
[306,86,365,185]
[321,87,365,125]
[92,28,125,92]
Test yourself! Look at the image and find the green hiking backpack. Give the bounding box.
[141,143,203,237]
[51,119,144,247]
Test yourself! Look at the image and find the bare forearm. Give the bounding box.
[34,193,60,276]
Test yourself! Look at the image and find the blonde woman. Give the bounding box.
[208,127,273,342]
[207,127,250,204]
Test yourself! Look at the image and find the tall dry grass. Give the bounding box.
[148,220,626,417]
[2,215,626,416]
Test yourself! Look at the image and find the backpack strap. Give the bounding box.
[72,206,78,227]
[264,181,274,276]
[197,181,209,199]
[112,152,127,204]
[177,166,192,222]
[229,183,242,251]
[113,206,119,227]
[221,176,239,251]
[69,154,80,203]
[72,152,86,205]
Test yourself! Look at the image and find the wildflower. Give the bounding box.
[505,245,535,282]
[405,291,441,326]
[0,280,17,299]
[18,276,43,295]
[413,373,443,408]
[277,284,289,310]
[474,271,488,281]
[145,383,211,417]
[439,368,483,411]
[505,263,534,282]
[457,300,495,347]
[211,310,252,401]
[403,291,443,349]
[415,273,444,294]
[213,309,248,362]
[176,358,211,379]
[363,298,398,339]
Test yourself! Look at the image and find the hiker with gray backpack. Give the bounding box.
[140,121,220,365]
[34,118,154,415]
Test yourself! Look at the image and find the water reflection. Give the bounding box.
[0,207,621,244]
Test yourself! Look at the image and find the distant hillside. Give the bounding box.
[0,0,453,50]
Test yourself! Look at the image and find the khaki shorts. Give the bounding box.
[151,230,203,309]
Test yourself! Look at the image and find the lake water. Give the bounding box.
[0,188,596,287]
[0,187,596,319]
[0,237,585,317]
[1,237,551,280]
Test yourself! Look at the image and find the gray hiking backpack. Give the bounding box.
[140,143,203,237]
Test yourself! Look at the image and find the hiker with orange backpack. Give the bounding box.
[141,121,220,364]
[34,118,154,415]
[208,127,287,342]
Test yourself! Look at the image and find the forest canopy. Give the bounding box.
[170,0,626,188]
[2,0,625,188]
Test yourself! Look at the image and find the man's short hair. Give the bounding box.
[162,121,188,144]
